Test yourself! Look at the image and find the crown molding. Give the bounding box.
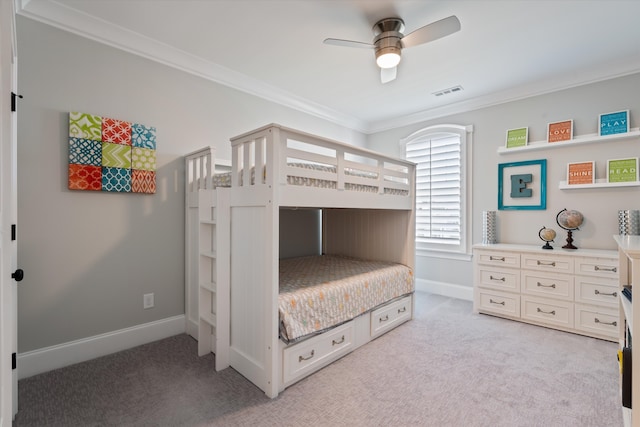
[16,0,370,133]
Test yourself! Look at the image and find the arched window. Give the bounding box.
[401,124,473,258]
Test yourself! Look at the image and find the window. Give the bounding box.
[401,124,473,258]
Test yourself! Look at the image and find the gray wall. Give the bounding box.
[17,15,640,354]
[368,72,640,291]
[16,17,365,353]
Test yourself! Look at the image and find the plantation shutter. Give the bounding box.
[405,134,461,246]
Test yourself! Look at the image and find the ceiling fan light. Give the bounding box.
[376,51,401,69]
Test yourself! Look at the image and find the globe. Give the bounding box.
[539,227,556,242]
[556,209,583,249]
[538,226,556,249]
[556,209,583,231]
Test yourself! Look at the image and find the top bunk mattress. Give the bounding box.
[207,163,408,195]
[278,255,414,343]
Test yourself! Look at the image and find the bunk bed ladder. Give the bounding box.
[197,188,230,370]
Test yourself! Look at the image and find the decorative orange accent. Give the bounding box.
[68,164,101,191]
[290,299,296,308]
[548,120,572,143]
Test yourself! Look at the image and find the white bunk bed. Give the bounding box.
[185,124,416,397]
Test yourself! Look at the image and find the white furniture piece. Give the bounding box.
[614,234,640,427]
[184,124,417,398]
[473,243,619,341]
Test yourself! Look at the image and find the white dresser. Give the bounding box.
[473,243,619,341]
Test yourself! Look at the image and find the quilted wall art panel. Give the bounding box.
[68,112,157,193]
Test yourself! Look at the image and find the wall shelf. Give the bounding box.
[497,128,640,155]
[559,179,640,190]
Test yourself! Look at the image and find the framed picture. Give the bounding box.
[599,110,629,136]
[505,127,528,148]
[498,159,546,210]
[567,161,594,185]
[607,157,638,183]
[548,120,573,143]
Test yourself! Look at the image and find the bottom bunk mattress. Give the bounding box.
[278,255,414,343]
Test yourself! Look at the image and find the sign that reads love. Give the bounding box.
[548,120,573,143]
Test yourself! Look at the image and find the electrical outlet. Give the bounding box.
[143,293,154,309]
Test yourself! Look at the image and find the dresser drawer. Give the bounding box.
[574,276,619,308]
[574,304,618,340]
[574,257,618,279]
[370,295,412,338]
[521,296,573,328]
[477,267,519,292]
[521,253,573,273]
[521,271,573,301]
[283,321,354,385]
[476,250,520,268]
[477,290,520,318]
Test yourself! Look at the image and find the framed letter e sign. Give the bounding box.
[498,159,547,210]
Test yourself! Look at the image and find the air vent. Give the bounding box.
[432,85,463,97]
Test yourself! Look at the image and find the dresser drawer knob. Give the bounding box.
[489,256,505,261]
[594,318,617,327]
[332,335,345,346]
[594,289,617,297]
[536,281,556,289]
[299,350,315,362]
[379,315,389,322]
[398,306,407,314]
[536,307,556,315]
[536,260,556,267]
[489,298,505,306]
[490,275,506,282]
[594,265,617,273]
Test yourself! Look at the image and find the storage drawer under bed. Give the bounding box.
[370,295,412,338]
[282,320,355,385]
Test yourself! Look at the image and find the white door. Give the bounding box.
[0,0,19,421]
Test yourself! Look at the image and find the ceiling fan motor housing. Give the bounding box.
[373,18,404,68]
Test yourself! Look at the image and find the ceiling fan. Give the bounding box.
[324,15,461,84]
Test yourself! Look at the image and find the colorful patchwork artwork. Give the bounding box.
[68,112,156,194]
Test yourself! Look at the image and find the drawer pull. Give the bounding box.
[490,256,505,261]
[490,275,506,282]
[398,306,407,314]
[594,289,617,297]
[536,260,556,267]
[379,315,389,322]
[332,335,345,346]
[594,318,617,327]
[299,350,315,362]
[489,298,505,306]
[594,265,617,273]
[536,281,556,289]
[536,307,556,315]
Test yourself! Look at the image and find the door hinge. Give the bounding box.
[12,353,16,370]
[11,224,16,241]
[11,92,23,112]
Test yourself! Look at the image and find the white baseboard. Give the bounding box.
[415,278,473,301]
[17,315,186,380]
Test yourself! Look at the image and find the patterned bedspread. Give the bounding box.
[278,255,414,342]
[209,163,408,195]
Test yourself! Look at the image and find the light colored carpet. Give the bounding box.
[14,292,622,426]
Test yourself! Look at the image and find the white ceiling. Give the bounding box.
[17,0,640,134]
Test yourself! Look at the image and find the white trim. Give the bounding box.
[415,278,473,301]
[17,315,186,379]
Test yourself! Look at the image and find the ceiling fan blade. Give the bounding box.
[401,15,461,48]
[381,66,397,84]
[323,38,374,49]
